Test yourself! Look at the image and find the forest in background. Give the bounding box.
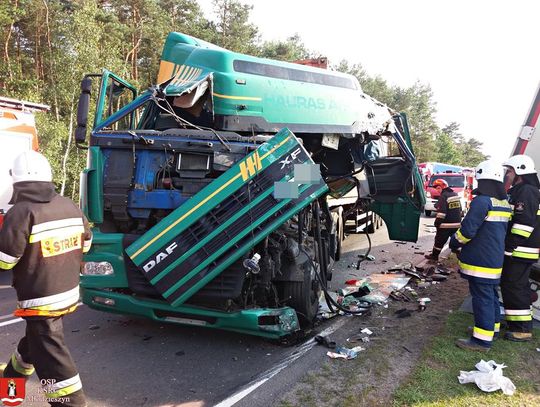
[0,0,487,198]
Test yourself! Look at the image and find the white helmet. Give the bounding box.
[503,154,536,175]
[11,151,53,184]
[475,160,504,182]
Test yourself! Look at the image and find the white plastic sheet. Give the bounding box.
[458,360,516,396]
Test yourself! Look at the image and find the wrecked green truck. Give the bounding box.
[75,32,425,339]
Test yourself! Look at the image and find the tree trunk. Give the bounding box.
[42,0,60,121]
[60,101,74,196]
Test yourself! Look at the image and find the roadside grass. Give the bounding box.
[393,311,540,407]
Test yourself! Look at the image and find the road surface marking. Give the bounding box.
[0,317,23,328]
[214,317,348,407]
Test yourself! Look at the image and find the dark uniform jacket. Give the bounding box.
[450,194,512,283]
[505,182,540,263]
[0,182,92,317]
[434,188,462,228]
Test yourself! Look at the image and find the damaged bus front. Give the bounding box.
[75,32,425,339]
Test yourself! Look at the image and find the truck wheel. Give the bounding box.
[282,264,320,327]
[425,210,432,217]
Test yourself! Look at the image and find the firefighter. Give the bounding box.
[425,178,462,261]
[450,160,511,352]
[0,151,91,407]
[500,154,540,341]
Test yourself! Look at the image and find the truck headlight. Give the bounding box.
[81,261,114,275]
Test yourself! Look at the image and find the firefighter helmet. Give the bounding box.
[11,151,53,184]
[475,160,504,182]
[503,154,537,175]
[432,178,449,189]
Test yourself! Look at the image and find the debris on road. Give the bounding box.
[326,345,365,360]
[315,335,337,349]
[360,328,373,335]
[458,360,516,396]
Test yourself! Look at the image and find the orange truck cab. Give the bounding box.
[0,97,49,227]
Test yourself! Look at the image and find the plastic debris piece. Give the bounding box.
[536,348,540,352]
[358,253,376,261]
[458,360,516,395]
[327,346,361,360]
[361,328,373,335]
[361,336,370,343]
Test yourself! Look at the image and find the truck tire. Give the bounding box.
[425,210,432,217]
[282,264,320,327]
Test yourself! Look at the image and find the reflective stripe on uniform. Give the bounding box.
[0,250,20,270]
[473,326,494,342]
[17,286,79,310]
[447,196,461,202]
[10,352,35,376]
[31,218,84,235]
[485,210,512,222]
[455,229,471,244]
[29,225,85,244]
[510,223,534,238]
[494,322,500,333]
[439,222,461,229]
[505,308,532,322]
[458,261,501,279]
[29,217,85,244]
[14,304,77,318]
[491,198,512,208]
[45,374,83,398]
[83,235,93,254]
[505,314,532,321]
[512,246,540,260]
[436,212,446,219]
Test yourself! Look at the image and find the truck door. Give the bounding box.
[367,113,426,241]
[94,70,138,130]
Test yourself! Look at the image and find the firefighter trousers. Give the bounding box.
[431,227,458,257]
[2,316,86,407]
[468,279,500,348]
[501,257,533,333]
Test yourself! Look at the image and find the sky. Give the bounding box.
[198,0,539,162]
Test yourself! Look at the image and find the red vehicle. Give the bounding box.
[424,170,475,216]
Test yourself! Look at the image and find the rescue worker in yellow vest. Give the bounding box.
[450,160,511,352]
[0,151,91,407]
[425,178,462,261]
[500,154,540,342]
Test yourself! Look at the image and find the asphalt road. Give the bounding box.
[0,216,435,407]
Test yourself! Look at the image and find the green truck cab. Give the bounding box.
[75,32,425,339]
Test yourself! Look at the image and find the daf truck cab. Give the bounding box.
[75,32,425,338]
